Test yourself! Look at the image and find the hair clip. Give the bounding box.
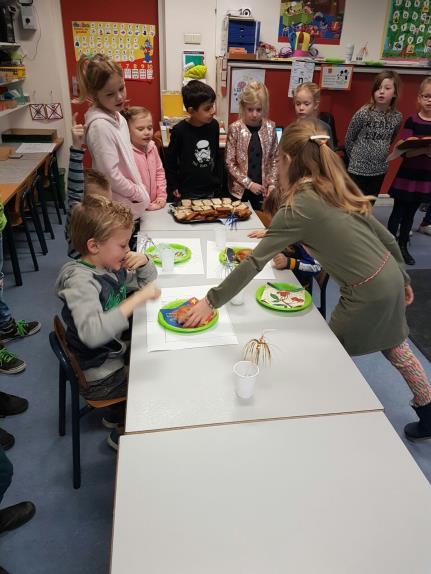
[310,134,330,146]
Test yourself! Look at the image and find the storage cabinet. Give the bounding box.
[227,17,260,54]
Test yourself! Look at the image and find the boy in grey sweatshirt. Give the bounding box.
[55,195,159,413]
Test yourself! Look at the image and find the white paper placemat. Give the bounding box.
[206,241,276,280]
[146,285,238,352]
[139,237,204,276]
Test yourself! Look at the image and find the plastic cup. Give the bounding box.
[230,290,245,305]
[233,360,259,399]
[345,43,354,63]
[215,226,226,250]
[160,247,175,273]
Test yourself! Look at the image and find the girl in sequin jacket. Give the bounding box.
[225,81,278,210]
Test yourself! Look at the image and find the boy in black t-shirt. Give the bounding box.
[165,81,221,200]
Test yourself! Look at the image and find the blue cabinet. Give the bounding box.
[227,18,260,54]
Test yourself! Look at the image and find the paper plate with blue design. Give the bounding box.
[158,298,219,334]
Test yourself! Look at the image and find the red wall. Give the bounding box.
[228,65,427,193]
[60,0,160,127]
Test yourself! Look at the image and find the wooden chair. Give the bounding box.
[49,315,126,489]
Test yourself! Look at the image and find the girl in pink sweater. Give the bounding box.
[75,54,150,220]
[124,107,167,210]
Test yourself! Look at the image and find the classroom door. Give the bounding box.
[60,0,161,125]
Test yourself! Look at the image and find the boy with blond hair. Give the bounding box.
[56,195,159,449]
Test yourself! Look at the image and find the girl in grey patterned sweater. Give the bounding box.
[345,71,402,197]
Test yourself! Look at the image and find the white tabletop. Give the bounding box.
[140,203,264,231]
[111,412,431,574]
[126,274,382,433]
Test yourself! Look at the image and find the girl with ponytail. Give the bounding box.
[180,119,431,441]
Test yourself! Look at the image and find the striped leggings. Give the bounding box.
[382,340,431,407]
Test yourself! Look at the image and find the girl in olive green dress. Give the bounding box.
[181,119,431,442]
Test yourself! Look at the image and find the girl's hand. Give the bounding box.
[180,298,213,328]
[264,185,275,198]
[248,229,267,239]
[122,251,149,271]
[249,182,264,195]
[405,285,414,306]
[156,198,166,208]
[71,112,86,149]
[273,253,288,269]
[149,201,163,211]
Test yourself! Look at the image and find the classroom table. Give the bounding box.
[125,217,382,434]
[111,412,431,574]
[140,202,264,231]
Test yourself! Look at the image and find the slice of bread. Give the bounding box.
[181,199,192,207]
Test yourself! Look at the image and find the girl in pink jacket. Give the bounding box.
[75,54,150,221]
[124,107,167,211]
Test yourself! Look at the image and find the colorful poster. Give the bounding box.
[320,64,353,90]
[288,59,315,97]
[382,0,431,60]
[278,1,345,45]
[72,21,156,82]
[230,68,266,113]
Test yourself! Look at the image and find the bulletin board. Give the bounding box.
[72,20,156,81]
[278,1,346,45]
[382,0,431,60]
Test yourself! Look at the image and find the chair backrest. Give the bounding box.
[52,315,89,392]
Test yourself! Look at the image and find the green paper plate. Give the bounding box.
[323,58,345,64]
[218,246,253,266]
[255,283,312,313]
[146,243,191,265]
[364,60,384,66]
[157,299,219,334]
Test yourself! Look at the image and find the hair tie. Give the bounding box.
[310,134,330,146]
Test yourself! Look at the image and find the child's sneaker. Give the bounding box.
[0,346,26,374]
[0,319,41,344]
[107,426,124,451]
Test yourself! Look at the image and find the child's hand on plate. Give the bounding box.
[179,298,212,328]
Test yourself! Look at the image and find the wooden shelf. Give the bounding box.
[0,103,29,118]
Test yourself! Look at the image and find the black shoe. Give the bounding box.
[0,345,26,374]
[0,501,35,534]
[0,319,41,344]
[0,391,28,417]
[0,428,14,451]
[399,242,415,265]
[405,403,431,441]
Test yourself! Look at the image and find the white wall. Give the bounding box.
[0,0,71,166]
[163,0,217,91]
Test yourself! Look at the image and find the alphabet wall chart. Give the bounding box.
[72,20,156,81]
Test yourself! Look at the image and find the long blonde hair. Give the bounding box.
[75,53,123,104]
[278,120,374,215]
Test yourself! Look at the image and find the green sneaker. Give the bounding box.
[0,319,41,344]
[0,346,26,374]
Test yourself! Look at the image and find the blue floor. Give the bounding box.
[0,205,430,573]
